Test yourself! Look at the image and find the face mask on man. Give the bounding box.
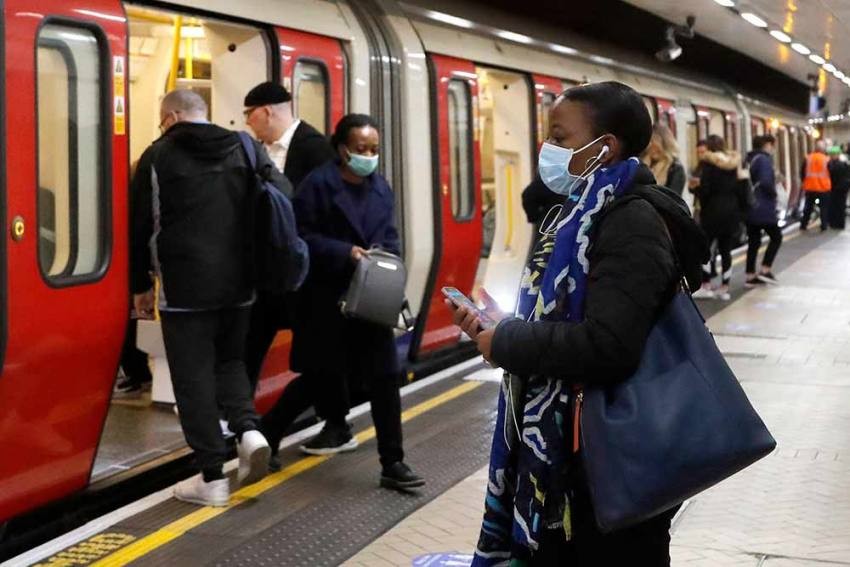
[346,149,379,177]
[538,135,609,196]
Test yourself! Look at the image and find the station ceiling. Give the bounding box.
[624,0,850,114]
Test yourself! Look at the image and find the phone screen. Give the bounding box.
[442,287,497,330]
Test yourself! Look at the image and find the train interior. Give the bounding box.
[93,4,275,481]
[473,67,533,313]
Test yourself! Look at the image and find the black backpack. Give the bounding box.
[237,132,309,293]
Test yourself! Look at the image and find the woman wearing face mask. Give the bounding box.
[449,82,707,565]
[287,113,424,491]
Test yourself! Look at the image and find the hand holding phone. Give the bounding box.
[442,286,497,330]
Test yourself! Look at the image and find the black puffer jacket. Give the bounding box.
[131,122,290,309]
[490,165,708,387]
[698,151,744,236]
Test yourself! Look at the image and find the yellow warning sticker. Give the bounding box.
[33,532,136,566]
[113,56,126,136]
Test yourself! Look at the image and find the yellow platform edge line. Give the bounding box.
[88,379,483,567]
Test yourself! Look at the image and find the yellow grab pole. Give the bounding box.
[166,15,182,92]
[504,163,514,251]
[184,37,193,80]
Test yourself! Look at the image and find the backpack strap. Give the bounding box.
[237,131,258,171]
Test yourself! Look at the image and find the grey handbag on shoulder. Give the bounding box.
[340,248,412,329]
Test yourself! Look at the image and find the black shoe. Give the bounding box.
[299,424,358,455]
[380,462,425,491]
[745,277,766,289]
[757,272,778,285]
[113,377,143,398]
[268,452,282,473]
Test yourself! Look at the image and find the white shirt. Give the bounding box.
[265,119,301,173]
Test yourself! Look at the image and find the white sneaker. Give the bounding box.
[716,290,731,301]
[692,287,715,300]
[219,419,234,439]
[237,430,270,486]
[174,475,229,507]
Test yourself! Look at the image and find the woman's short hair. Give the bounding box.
[652,123,679,159]
[331,113,379,148]
[706,134,726,153]
[559,81,652,158]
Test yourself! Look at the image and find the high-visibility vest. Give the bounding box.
[803,152,832,192]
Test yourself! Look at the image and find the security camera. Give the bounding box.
[656,15,696,63]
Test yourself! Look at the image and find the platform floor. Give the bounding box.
[11,228,850,567]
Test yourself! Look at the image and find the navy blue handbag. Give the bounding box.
[578,288,776,533]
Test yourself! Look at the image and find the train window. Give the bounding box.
[540,92,556,143]
[293,60,329,134]
[37,24,106,281]
[448,79,474,221]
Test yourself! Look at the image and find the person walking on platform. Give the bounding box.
[827,146,850,230]
[242,82,334,394]
[800,140,832,231]
[744,135,782,287]
[692,135,745,301]
[641,122,686,196]
[132,90,278,507]
[274,113,424,491]
[449,81,707,565]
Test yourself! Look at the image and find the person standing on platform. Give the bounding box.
[284,113,424,491]
[642,123,686,196]
[827,146,850,230]
[744,135,782,287]
[800,140,832,231]
[692,135,744,301]
[132,90,274,507]
[242,82,334,393]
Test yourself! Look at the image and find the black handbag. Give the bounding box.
[576,286,776,533]
[339,248,414,330]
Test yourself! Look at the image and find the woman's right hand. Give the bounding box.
[350,246,369,262]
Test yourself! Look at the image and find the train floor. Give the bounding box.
[8,226,850,567]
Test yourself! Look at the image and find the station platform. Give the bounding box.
[9,227,850,567]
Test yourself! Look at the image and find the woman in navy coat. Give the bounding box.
[289,114,424,490]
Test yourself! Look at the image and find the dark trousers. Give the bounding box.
[261,369,403,468]
[829,187,848,229]
[120,318,152,385]
[702,230,735,285]
[746,223,783,274]
[161,307,259,475]
[530,478,677,566]
[801,190,830,230]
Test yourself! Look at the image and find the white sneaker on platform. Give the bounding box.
[692,287,715,300]
[238,430,270,486]
[174,475,229,507]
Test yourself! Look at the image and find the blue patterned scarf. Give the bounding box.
[472,158,641,566]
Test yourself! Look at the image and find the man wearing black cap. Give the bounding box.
[243,81,335,190]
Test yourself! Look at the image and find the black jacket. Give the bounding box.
[286,121,336,190]
[697,151,744,235]
[290,161,401,376]
[522,175,563,225]
[131,122,290,309]
[490,165,708,387]
[665,159,686,196]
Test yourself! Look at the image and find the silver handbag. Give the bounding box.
[340,248,413,329]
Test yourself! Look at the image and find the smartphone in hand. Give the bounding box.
[442,286,497,330]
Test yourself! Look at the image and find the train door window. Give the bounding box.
[126,5,271,164]
[447,79,474,221]
[540,92,556,143]
[37,24,107,281]
[725,113,738,150]
[708,109,725,139]
[293,60,329,134]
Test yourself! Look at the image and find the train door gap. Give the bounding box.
[93,4,275,481]
[473,67,532,313]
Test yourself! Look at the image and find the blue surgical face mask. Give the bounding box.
[345,149,379,177]
[538,135,607,196]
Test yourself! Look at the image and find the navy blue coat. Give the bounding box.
[290,161,401,376]
[746,150,778,226]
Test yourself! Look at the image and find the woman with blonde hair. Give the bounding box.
[643,123,686,195]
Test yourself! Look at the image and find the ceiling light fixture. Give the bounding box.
[769,30,792,43]
[550,44,578,55]
[824,62,837,73]
[713,0,735,6]
[810,54,826,65]
[740,12,768,28]
[834,70,846,80]
[655,15,696,63]
[791,42,811,55]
